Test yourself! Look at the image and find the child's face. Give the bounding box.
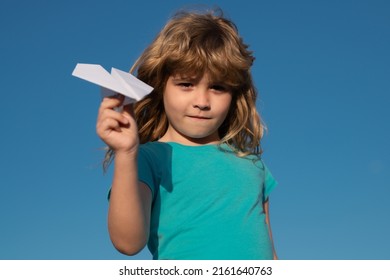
[160,72,232,145]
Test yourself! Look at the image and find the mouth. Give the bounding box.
[187,115,211,120]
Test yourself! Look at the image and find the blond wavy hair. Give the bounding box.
[104,9,265,170]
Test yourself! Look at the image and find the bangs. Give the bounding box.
[167,46,249,90]
[156,12,254,92]
[167,52,246,89]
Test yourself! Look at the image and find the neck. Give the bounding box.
[158,128,220,146]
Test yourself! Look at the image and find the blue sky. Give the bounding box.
[0,0,389,260]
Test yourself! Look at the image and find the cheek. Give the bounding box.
[163,82,177,108]
[219,95,233,117]
[163,93,186,124]
[163,94,180,114]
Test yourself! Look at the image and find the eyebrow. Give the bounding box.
[171,76,230,88]
[171,76,199,83]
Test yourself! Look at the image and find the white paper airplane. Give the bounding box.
[72,63,154,105]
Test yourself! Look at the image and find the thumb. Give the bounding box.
[122,103,135,119]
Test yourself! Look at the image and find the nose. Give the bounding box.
[193,89,210,110]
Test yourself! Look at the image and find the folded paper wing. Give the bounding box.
[72,63,154,105]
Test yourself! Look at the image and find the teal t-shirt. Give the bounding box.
[138,141,277,260]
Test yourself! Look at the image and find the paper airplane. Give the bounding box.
[72,63,154,105]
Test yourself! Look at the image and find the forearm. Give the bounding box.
[268,226,278,260]
[108,151,151,255]
[264,200,278,260]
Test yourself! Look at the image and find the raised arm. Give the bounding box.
[96,95,151,255]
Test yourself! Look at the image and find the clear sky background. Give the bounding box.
[1,0,389,260]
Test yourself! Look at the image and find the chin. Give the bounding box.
[182,133,220,144]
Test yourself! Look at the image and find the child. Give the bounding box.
[96,9,278,260]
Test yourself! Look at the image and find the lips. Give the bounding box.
[187,115,211,120]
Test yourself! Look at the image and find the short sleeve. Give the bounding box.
[107,145,158,201]
[263,164,277,201]
[137,146,159,199]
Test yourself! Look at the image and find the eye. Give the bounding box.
[179,83,193,88]
[210,84,228,92]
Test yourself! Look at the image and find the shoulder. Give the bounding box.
[137,142,173,195]
[139,142,173,158]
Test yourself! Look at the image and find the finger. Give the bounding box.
[98,108,129,126]
[99,94,125,111]
[97,118,123,136]
[106,93,125,101]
